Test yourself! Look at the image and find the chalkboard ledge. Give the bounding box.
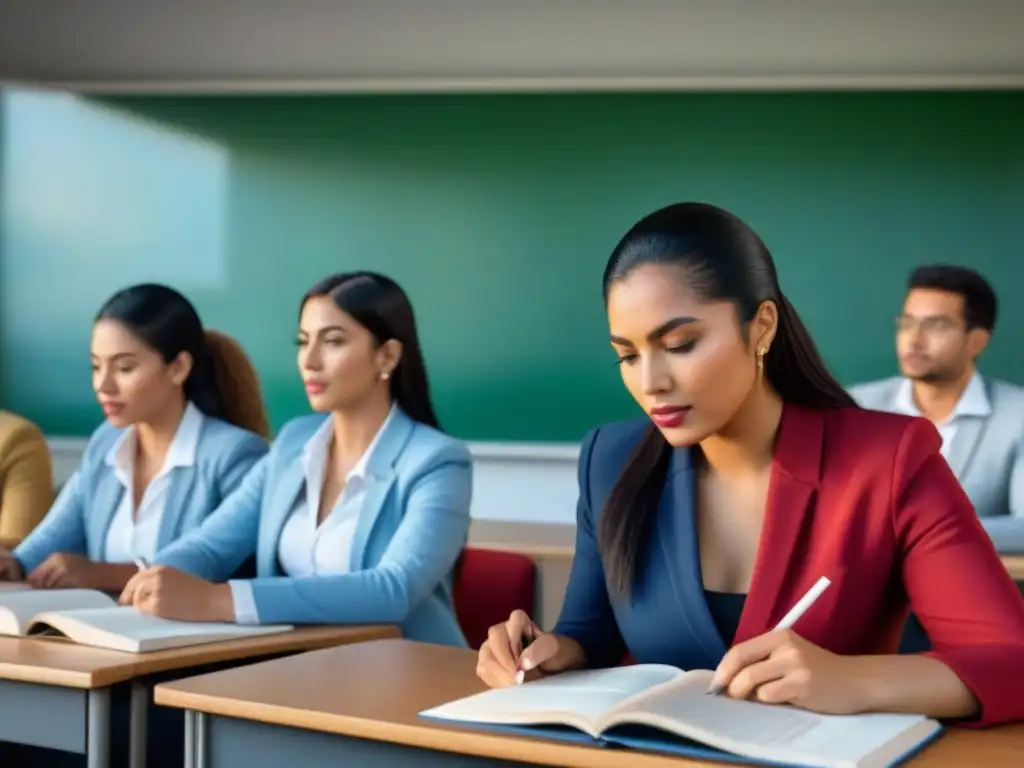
[44,435,582,487]
[467,442,579,462]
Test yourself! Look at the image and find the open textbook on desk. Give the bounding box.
[421,665,942,768]
[0,588,292,653]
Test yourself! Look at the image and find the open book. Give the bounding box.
[421,665,942,768]
[0,588,293,653]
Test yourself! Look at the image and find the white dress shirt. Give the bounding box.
[893,372,992,459]
[103,402,205,564]
[230,406,396,624]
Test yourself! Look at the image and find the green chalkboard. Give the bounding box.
[2,90,1022,441]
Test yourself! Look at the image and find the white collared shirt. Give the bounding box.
[230,405,396,624]
[894,372,991,459]
[103,401,205,564]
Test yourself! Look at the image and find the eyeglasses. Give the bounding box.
[894,316,963,335]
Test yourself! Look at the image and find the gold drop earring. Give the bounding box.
[757,347,768,377]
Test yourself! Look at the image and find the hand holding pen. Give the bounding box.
[706,576,832,696]
[514,632,537,685]
[475,609,586,688]
[703,577,872,714]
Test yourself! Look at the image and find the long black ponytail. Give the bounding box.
[598,203,855,598]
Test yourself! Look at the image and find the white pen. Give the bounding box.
[134,557,149,571]
[705,575,832,696]
[514,631,539,685]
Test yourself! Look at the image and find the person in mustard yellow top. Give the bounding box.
[0,410,53,545]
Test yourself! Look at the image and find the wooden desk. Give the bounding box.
[470,522,1024,579]
[1001,555,1024,581]
[155,638,1024,768]
[469,522,1024,627]
[0,625,397,768]
[469,520,575,558]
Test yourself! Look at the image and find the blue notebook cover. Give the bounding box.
[418,714,944,768]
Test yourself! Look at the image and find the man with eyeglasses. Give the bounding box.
[850,264,1024,555]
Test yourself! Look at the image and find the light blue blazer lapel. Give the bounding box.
[656,447,729,665]
[89,472,125,561]
[945,417,987,480]
[259,460,305,575]
[155,466,198,551]
[348,409,413,570]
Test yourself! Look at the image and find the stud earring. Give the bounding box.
[380,370,391,381]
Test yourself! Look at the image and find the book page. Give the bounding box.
[27,606,294,653]
[610,674,939,768]
[0,588,116,636]
[421,665,685,737]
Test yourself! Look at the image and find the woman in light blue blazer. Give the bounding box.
[121,272,474,647]
[0,284,269,592]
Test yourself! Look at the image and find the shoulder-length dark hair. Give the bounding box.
[96,284,269,437]
[302,272,442,430]
[599,203,855,597]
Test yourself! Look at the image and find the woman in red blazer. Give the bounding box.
[476,202,1024,727]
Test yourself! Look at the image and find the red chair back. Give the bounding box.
[453,547,537,650]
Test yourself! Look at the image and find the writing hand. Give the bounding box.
[711,628,867,715]
[119,565,234,623]
[475,609,584,688]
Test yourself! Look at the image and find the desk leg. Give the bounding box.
[196,712,207,768]
[184,710,196,768]
[128,683,148,768]
[184,711,208,768]
[87,688,111,768]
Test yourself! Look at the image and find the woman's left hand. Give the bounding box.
[711,629,867,715]
[27,553,96,589]
[120,566,234,623]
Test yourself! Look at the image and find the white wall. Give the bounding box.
[1,0,1022,91]
[46,437,582,525]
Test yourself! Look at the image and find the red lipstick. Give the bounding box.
[649,405,691,429]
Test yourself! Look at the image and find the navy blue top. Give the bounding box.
[704,591,747,647]
[553,420,759,672]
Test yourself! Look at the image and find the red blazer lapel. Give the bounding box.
[735,403,824,643]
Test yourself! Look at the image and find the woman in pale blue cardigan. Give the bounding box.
[121,272,474,647]
[0,284,269,591]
